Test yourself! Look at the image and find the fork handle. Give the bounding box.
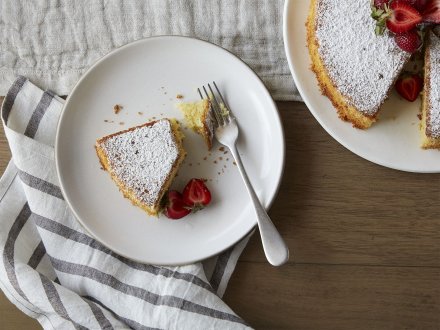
[229,145,289,266]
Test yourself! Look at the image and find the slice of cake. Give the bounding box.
[421,30,440,149]
[95,119,186,216]
[306,0,411,129]
[178,99,214,149]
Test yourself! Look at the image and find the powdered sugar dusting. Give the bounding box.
[315,0,410,115]
[427,31,440,138]
[101,120,179,207]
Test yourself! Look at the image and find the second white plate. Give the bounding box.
[56,36,285,265]
[284,0,440,173]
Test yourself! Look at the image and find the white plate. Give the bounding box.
[283,0,440,173]
[56,36,285,265]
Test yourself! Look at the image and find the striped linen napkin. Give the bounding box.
[0,76,251,329]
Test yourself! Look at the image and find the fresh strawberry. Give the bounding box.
[415,0,429,11]
[182,179,212,209]
[386,2,423,33]
[395,0,417,6]
[395,74,423,101]
[394,29,422,52]
[164,191,191,219]
[422,0,440,23]
[374,0,391,9]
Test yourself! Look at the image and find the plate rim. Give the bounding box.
[55,35,286,265]
[283,0,440,174]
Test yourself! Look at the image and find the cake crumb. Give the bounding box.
[219,147,225,152]
[138,112,143,115]
[104,120,109,123]
[226,158,229,161]
[217,172,221,175]
[189,163,193,167]
[203,157,207,161]
[113,104,123,114]
[214,160,217,164]
[417,113,422,120]
[233,161,237,166]
[119,122,125,125]
[176,94,184,99]
[224,151,228,154]
[219,157,223,161]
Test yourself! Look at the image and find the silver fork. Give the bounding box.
[198,82,289,266]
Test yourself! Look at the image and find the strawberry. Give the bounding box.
[422,0,440,23]
[415,0,429,11]
[395,74,423,101]
[394,29,422,52]
[386,2,423,33]
[374,0,391,9]
[164,191,191,220]
[395,0,417,5]
[182,179,212,209]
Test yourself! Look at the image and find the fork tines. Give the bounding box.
[198,82,233,126]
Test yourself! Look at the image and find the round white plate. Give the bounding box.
[56,36,284,265]
[283,0,440,173]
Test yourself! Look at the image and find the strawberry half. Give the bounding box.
[182,179,212,209]
[164,191,191,220]
[394,29,422,52]
[386,2,423,33]
[395,74,423,101]
[422,0,440,23]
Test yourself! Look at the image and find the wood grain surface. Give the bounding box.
[0,99,439,329]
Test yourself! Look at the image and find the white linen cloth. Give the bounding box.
[0,0,300,101]
[0,76,252,329]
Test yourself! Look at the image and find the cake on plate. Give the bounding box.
[95,119,186,216]
[421,30,440,149]
[306,0,411,129]
[178,99,215,149]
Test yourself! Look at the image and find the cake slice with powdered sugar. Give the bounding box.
[307,0,411,129]
[95,119,186,216]
[421,29,440,149]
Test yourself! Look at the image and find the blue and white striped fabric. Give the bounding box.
[0,76,251,329]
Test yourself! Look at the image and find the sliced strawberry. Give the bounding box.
[182,179,212,208]
[164,191,191,219]
[386,2,423,33]
[395,74,423,101]
[394,29,422,52]
[422,0,440,23]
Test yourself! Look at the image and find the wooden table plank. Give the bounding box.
[0,98,438,329]
[223,263,440,330]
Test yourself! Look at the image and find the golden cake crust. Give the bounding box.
[421,31,440,149]
[306,0,377,129]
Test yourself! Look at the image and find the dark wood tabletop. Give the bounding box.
[0,99,439,329]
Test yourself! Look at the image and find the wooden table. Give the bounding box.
[1,99,439,329]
